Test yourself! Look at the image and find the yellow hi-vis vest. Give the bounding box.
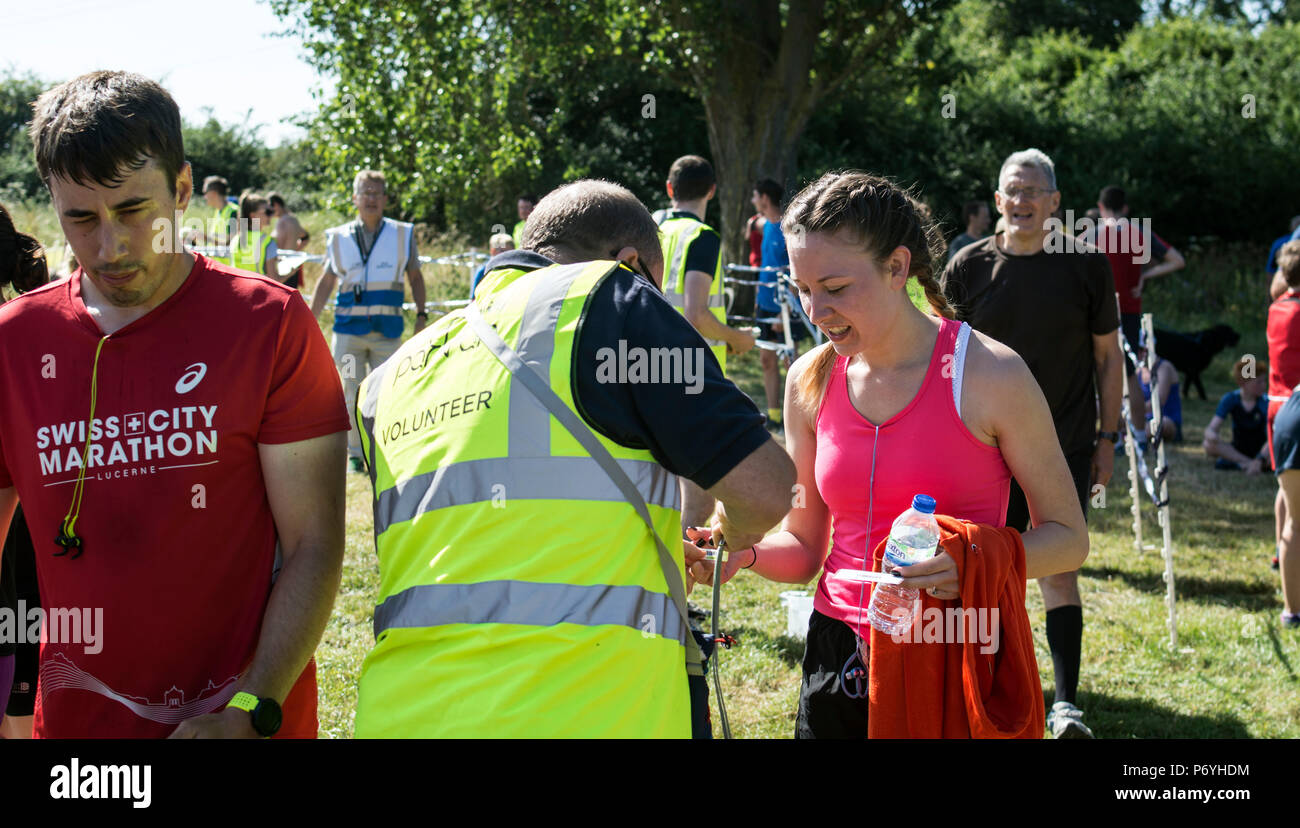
[207,203,238,265]
[658,215,727,372]
[354,259,695,738]
[229,230,273,276]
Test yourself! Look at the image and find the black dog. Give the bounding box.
[1152,324,1241,400]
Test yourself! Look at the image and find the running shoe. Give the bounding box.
[1283,611,1300,629]
[1047,700,1094,739]
[349,456,366,473]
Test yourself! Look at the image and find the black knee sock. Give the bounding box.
[1046,605,1083,705]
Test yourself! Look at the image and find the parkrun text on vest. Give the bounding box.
[595,340,708,395]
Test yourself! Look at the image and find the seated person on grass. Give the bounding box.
[1138,338,1182,443]
[1204,357,1271,475]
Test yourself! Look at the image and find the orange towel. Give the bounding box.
[867,515,1043,739]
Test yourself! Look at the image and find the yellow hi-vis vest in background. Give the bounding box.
[354,259,694,738]
[207,203,238,266]
[229,230,273,276]
[658,215,728,372]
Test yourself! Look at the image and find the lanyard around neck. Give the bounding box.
[354,220,385,266]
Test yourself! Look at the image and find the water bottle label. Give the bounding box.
[884,536,936,567]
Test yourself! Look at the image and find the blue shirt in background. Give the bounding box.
[758,220,789,312]
[1215,388,1268,456]
[1268,233,1293,275]
[470,264,487,299]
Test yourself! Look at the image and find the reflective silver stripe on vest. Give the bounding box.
[373,580,687,645]
[328,232,344,277]
[358,357,388,488]
[335,305,403,317]
[665,224,689,296]
[506,263,609,456]
[373,455,679,536]
[664,291,725,309]
[336,281,406,294]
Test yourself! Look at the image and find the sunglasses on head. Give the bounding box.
[610,250,654,284]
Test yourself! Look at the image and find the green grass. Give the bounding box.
[14,200,1296,737]
[318,337,1300,740]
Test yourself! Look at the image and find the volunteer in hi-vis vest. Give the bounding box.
[353,180,793,738]
[228,194,279,280]
[200,177,238,266]
[353,258,791,738]
[657,182,754,374]
[355,259,692,738]
[512,193,535,249]
[310,170,428,472]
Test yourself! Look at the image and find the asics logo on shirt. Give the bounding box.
[175,363,207,394]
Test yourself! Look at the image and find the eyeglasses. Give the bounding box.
[998,186,1054,200]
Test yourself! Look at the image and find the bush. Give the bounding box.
[799,15,1300,246]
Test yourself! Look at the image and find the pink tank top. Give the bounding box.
[812,317,1011,630]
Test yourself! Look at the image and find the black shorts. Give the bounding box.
[1121,313,1142,374]
[3,507,39,717]
[687,627,724,738]
[795,610,869,739]
[1005,445,1094,533]
[1272,393,1300,475]
[757,315,811,346]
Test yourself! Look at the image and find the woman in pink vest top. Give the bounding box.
[690,172,1088,738]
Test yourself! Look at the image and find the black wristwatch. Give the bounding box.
[227,692,282,737]
[1097,430,1121,444]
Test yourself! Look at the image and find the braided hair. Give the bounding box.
[781,171,952,413]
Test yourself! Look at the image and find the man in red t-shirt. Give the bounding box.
[1080,186,1185,435]
[0,71,349,738]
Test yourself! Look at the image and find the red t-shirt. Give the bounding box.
[0,255,349,738]
[1267,291,1300,444]
[746,214,765,268]
[1094,219,1146,314]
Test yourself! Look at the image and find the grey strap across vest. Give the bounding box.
[462,301,703,668]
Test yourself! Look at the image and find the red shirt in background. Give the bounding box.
[1084,219,1168,315]
[1267,291,1300,447]
[0,255,349,738]
[746,214,765,268]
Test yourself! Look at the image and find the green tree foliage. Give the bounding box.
[269,0,952,258]
[801,9,1300,244]
[1,72,301,208]
[0,72,48,201]
[259,138,332,212]
[986,0,1144,46]
[184,111,270,199]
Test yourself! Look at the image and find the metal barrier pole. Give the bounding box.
[1121,348,1144,553]
[1141,314,1179,650]
[1116,295,1144,552]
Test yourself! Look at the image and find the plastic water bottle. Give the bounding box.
[866,494,940,635]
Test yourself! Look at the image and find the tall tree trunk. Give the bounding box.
[678,0,827,266]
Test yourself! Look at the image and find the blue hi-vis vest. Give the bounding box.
[326,218,412,337]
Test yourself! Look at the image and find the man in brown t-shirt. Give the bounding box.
[943,148,1124,740]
